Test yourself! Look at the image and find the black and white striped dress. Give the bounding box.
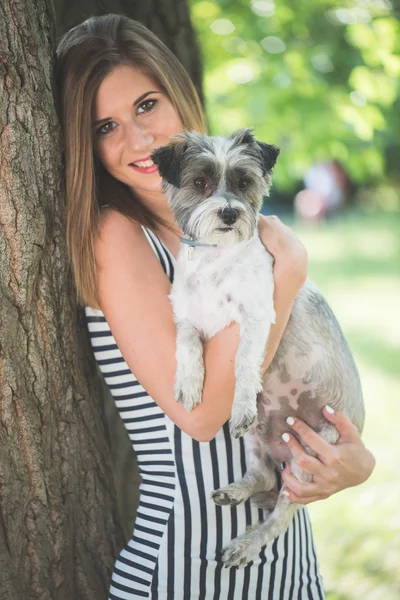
[85,227,325,600]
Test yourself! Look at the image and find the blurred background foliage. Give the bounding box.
[189,2,399,598]
[190,0,400,210]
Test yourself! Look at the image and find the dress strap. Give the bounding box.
[142,227,175,283]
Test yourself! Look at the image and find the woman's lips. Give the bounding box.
[129,163,159,174]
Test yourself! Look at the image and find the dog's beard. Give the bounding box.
[184,197,257,245]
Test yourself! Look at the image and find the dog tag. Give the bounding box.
[188,246,194,261]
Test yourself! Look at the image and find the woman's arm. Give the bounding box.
[257,215,308,374]
[94,211,305,442]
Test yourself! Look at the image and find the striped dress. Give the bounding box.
[85,227,325,600]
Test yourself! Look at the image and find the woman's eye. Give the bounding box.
[97,121,116,135]
[137,99,157,114]
[238,178,249,190]
[194,177,207,190]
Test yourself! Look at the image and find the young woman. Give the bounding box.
[55,14,375,600]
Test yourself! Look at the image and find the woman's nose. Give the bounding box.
[126,122,154,151]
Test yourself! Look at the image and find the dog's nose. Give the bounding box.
[220,206,239,226]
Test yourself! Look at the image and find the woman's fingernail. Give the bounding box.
[325,405,335,414]
[286,416,295,426]
[282,490,290,497]
[282,433,290,443]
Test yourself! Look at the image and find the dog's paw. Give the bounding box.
[174,361,204,412]
[174,384,202,412]
[212,483,250,507]
[229,415,257,439]
[229,405,257,438]
[221,537,257,569]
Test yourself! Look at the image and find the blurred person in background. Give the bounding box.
[295,160,349,223]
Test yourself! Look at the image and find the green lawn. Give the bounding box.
[291,210,400,600]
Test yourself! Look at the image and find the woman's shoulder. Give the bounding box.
[94,206,167,277]
[97,205,143,242]
[93,206,148,274]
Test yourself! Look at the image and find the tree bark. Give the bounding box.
[0,1,125,599]
[53,0,205,103]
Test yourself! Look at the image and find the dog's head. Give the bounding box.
[151,128,279,245]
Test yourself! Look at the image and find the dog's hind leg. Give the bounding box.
[221,490,300,567]
[212,436,278,508]
[221,459,315,568]
[212,464,277,507]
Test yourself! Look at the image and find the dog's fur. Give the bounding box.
[151,129,364,568]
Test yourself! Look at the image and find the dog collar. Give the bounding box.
[178,236,217,261]
[178,236,217,248]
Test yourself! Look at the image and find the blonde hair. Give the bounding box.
[55,14,207,307]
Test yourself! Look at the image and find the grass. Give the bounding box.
[290,210,400,600]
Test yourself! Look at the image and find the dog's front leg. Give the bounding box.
[174,318,204,411]
[230,318,272,438]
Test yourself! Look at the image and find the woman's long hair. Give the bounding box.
[55,14,207,307]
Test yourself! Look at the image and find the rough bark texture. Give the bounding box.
[53,0,205,103]
[0,1,125,599]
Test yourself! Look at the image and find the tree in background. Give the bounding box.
[190,0,400,197]
[0,1,201,598]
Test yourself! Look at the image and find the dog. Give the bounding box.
[151,129,364,568]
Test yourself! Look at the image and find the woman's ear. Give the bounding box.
[151,140,188,188]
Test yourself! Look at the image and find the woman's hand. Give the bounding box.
[281,406,376,505]
[258,215,308,295]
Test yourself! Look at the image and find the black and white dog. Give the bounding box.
[151,129,364,568]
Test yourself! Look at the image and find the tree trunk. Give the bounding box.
[53,0,205,103]
[0,0,203,598]
[0,1,125,599]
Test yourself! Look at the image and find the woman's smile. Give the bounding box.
[129,155,159,173]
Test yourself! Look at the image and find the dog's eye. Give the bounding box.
[238,178,249,190]
[194,177,207,190]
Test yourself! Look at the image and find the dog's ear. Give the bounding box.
[256,142,280,175]
[229,128,256,146]
[229,129,280,174]
[151,139,187,188]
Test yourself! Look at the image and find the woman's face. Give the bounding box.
[93,65,183,201]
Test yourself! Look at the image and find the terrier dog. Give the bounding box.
[151,129,364,568]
